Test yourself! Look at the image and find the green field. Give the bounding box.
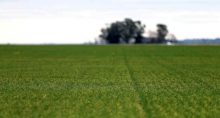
[0,45,219,118]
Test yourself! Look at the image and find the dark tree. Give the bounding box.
[99,18,145,44]
[100,22,121,43]
[157,24,168,43]
[134,21,145,44]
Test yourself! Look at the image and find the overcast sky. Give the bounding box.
[0,0,220,44]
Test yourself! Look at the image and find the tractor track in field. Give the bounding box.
[123,52,152,118]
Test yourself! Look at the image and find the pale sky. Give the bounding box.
[0,0,220,44]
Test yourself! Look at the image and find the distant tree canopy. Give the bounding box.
[99,18,145,44]
[157,24,169,43]
[99,18,173,44]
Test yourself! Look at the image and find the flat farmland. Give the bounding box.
[0,45,219,118]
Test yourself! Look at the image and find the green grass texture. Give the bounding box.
[0,45,219,118]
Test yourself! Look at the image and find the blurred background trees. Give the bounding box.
[157,24,168,43]
[99,18,145,44]
[99,18,176,44]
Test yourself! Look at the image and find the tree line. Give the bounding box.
[99,18,176,44]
